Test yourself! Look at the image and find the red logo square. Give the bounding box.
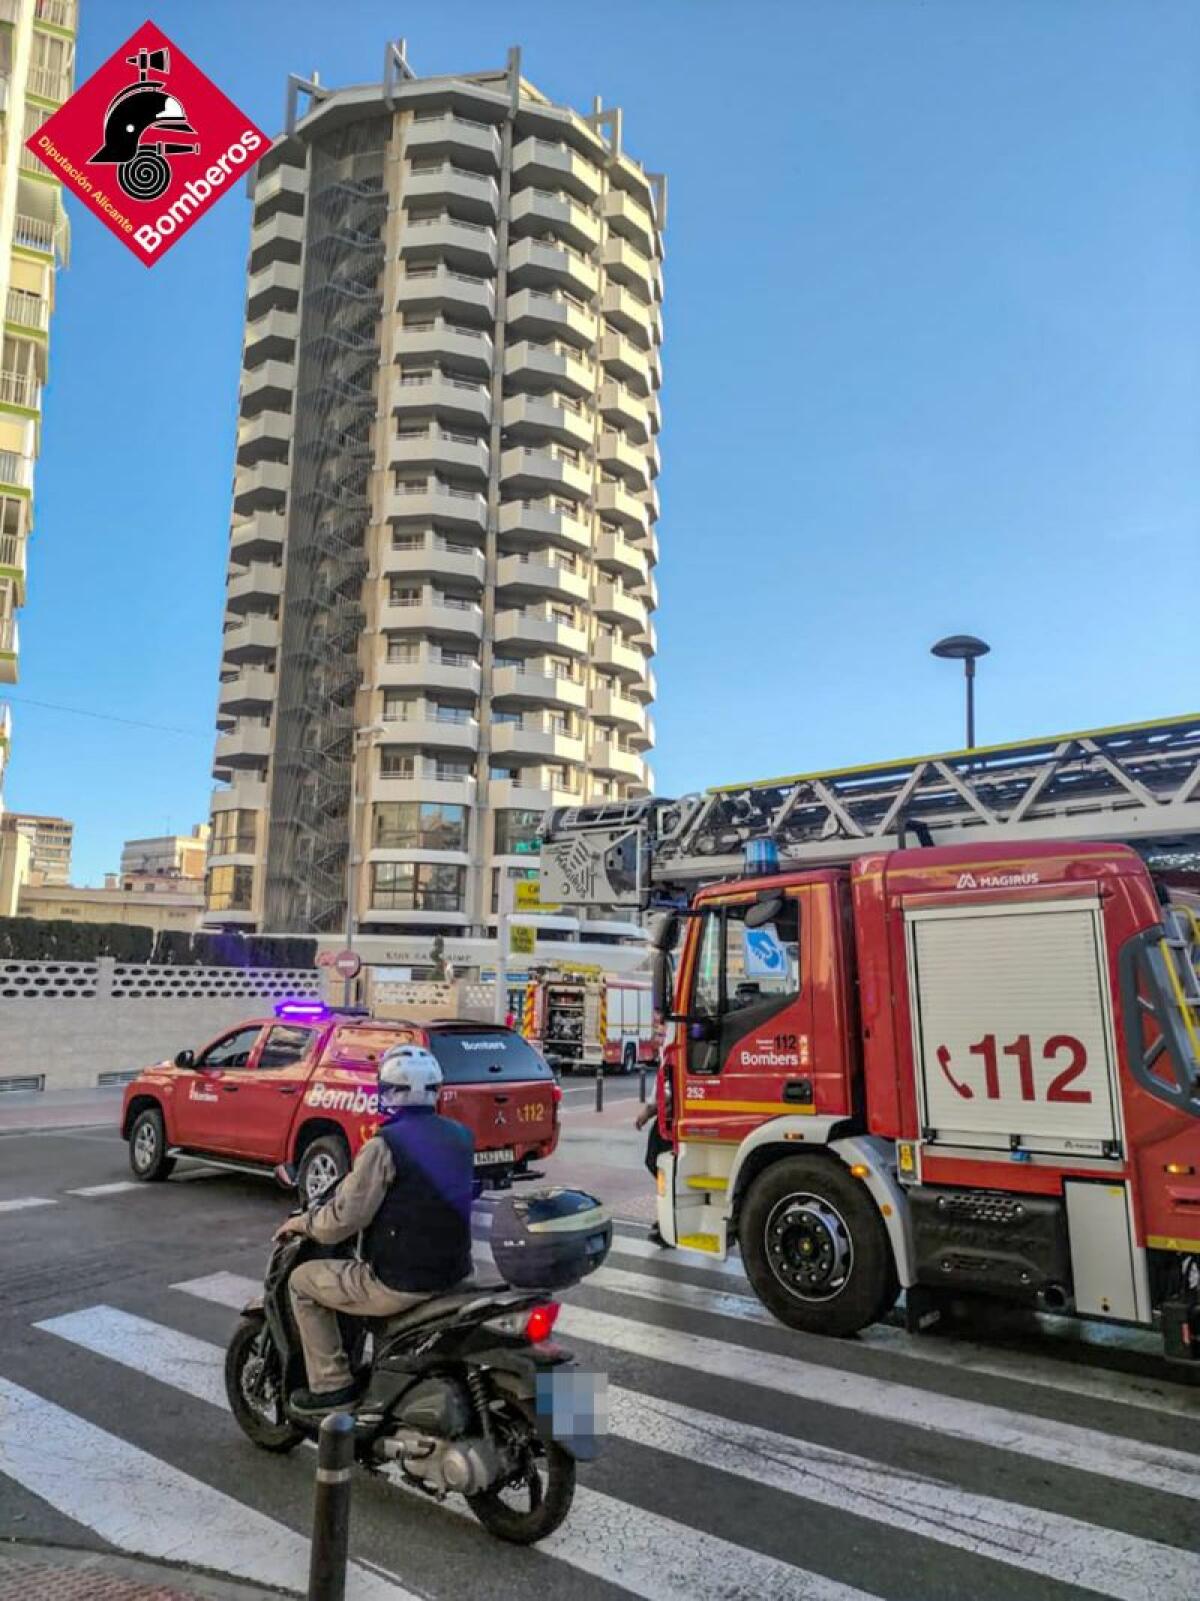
[25,19,267,266]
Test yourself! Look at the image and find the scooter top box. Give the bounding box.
[490,1188,611,1290]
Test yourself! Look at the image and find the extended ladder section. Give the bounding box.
[540,713,1200,905]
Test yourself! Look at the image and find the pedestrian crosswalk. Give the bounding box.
[1,1217,1198,1601]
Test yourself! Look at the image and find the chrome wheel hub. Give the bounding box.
[305,1151,340,1202]
[764,1192,853,1303]
[133,1122,157,1170]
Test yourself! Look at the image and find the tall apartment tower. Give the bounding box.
[0,0,75,773]
[209,44,662,958]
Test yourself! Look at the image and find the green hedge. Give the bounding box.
[0,918,317,969]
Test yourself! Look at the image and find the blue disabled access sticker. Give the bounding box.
[743,925,786,977]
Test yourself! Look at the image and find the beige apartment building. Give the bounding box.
[1,807,70,881]
[209,43,662,960]
[120,823,210,882]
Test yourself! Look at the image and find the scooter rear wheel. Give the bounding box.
[225,1319,305,1454]
[467,1399,575,1545]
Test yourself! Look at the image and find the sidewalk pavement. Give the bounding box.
[0,1542,294,1600]
[0,1086,124,1134]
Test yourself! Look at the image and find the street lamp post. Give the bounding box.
[344,722,386,1005]
[931,635,990,749]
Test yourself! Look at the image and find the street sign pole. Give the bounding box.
[494,867,513,1026]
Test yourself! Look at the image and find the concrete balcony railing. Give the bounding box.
[390,425,488,479]
[593,580,647,631]
[503,340,593,399]
[506,287,596,349]
[595,527,649,584]
[226,561,283,613]
[379,711,480,753]
[488,774,583,811]
[214,723,273,769]
[35,0,78,28]
[509,187,600,254]
[247,259,302,316]
[496,552,589,604]
[598,431,650,491]
[498,497,592,554]
[499,445,591,501]
[589,685,647,734]
[236,410,292,467]
[592,631,647,682]
[5,288,48,333]
[381,594,484,639]
[596,479,649,535]
[491,719,586,766]
[369,770,478,807]
[244,306,299,366]
[393,318,493,375]
[600,189,656,257]
[384,534,486,586]
[252,163,306,212]
[601,283,656,349]
[495,607,588,657]
[404,160,499,220]
[398,215,497,274]
[241,359,295,416]
[233,459,289,516]
[27,65,72,105]
[598,332,652,397]
[376,646,481,697]
[0,370,41,411]
[230,512,286,563]
[598,380,650,443]
[405,110,502,168]
[0,450,32,490]
[218,667,277,715]
[501,392,593,452]
[512,136,602,204]
[392,371,490,427]
[396,264,495,321]
[588,738,645,781]
[491,663,586,711]
[387,479,487,531]
[602,235,656,302]
[0,532,27,601]
[506,236,599,302]
[222,613,280,663]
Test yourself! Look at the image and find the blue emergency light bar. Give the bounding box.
[743,839,779,876]
[274,999,329,1022]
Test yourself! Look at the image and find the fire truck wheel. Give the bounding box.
[739,1156,898,1337]
[621,1043,638,1075]
[128,1108,176,1182]
[297,1134,350,1206]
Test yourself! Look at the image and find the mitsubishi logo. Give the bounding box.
[494,1107,508,1128]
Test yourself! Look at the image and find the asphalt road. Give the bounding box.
[0,1119,1198,1601]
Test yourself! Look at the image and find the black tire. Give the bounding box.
[127,1107,175,1182]
[224,1319,304,1454]
[738,1155,898,1337]
[297,1134,350,1205]
[467,1400,576,1545]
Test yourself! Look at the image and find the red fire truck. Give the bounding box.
[540,724,1200,1358]
[520,967,656,1075]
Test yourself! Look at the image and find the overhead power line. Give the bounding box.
[3,695,210,741]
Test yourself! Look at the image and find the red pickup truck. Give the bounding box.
[121,1002,561,1201]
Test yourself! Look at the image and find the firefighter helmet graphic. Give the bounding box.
[90,45,199,202]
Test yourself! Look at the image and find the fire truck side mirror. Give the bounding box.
[744,893,785,930]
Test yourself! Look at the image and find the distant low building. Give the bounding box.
[0,811,72,884]
[17,881,205,933]
[120,823,210,881]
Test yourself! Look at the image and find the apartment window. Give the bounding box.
[440,647,477,668]
[389,582,421,606]
[383,691,418,721]
[494,809,542,855]
[380,748,416,778]
[387,639,421,663]
[492,709,521,726]
[551,606,576,627]
[434,758,472,780]
[433,703,472,725]
[371,862,465,912]
[548,712,575,736]
[391,531,426,550]
[373,802,466,851]
[490,765,519,781]
[206,865,254,913]
[548,658,577,681]
[211,810,257,856]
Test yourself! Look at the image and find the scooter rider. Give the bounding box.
[276,1043,475,1417]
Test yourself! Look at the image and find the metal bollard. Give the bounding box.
[638,1065,648,1104]
[594,1062,604,1112]
[308,1412,355,1601]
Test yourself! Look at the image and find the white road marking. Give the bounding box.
[50,1303,876,1601]
[0,1375,415,1600]
[67,1181,146,1197]
[0,1196,56,1213]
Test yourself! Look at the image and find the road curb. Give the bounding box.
[0,1538,298,1599]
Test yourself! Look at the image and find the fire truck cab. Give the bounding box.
[652,840,1200,1356]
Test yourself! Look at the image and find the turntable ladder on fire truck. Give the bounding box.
[540,713,1200,905]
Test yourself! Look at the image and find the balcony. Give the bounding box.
[506,287,595,349]
[637,618,659,654]
[404,161,499,221]
[492,663,586,711]
[588,738,645,781]
[382,593,484,640]
[218,667,277,715]
[214,723,272,769]
[594,581,647,632]
[602,235,656,302]
[593,632,647,682]
[34,0,78,27]
[247,259,302,318]
[495,607,587,657]
[241,359,294,417]
[0,532,26,603]
[0,617,17,683]
[380,711,480,753]
[0,370,41,411]
[496,552,589,603]
[387,478,487,531]
[5,288,48,334]
[504,340,593,398]
[498,497,591,554]
[506,236,599,302]
[499,444,591,501]
[222,613,280,664]
[509,188,600,254]
[393,318,493,376]
[598,379,650,443]
[226,561,283,613]
[601,283,656,349]
[596,479,649,535]
[488,772,583,810]
[512,136,602,204]
[491,718,585,765]
[210,778,268,816]
[233,459,289,516]
[230,512,286,563]
[244,306,298,366]
[369,770,478,807]
[589,684,647,735]
[595,527,648,584]
[252,162,306,215]
[600,189,656,257]
[598,332,651,397]
[375,645,481,697]
[0,450,32,491]
[398,215,497,275]
[236,410,292,467]
[26,65,71,105]
[405,110,501,170]
[391,424,488,478]
[250,210,304,270]
[384,533,485,586]
[598,431,650,491]
[501,392,592,452]
[396,265,494,323]
[392,371,490,428]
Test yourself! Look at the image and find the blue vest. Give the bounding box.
[364,1110,475,1292]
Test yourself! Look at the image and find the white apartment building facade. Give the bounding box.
[208,44,662,962]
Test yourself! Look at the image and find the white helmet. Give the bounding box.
[378,1043,443,1113]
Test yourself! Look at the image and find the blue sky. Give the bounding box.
[12,0,1199,884]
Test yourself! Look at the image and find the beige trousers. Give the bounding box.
[288,1258,437,1392]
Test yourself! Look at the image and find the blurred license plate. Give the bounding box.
[475,1147,515,1166]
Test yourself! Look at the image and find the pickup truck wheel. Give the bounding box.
[738,1156,897,1337]
[621,1043,637,1075]
[297,1135,349,1205]
[128,1108,175,1182]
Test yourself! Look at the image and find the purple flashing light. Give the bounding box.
[274,999,329,1022]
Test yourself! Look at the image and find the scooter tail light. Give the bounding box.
[525,1302,560,1343]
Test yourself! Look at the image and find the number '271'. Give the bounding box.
[934,1034,1090,1103]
